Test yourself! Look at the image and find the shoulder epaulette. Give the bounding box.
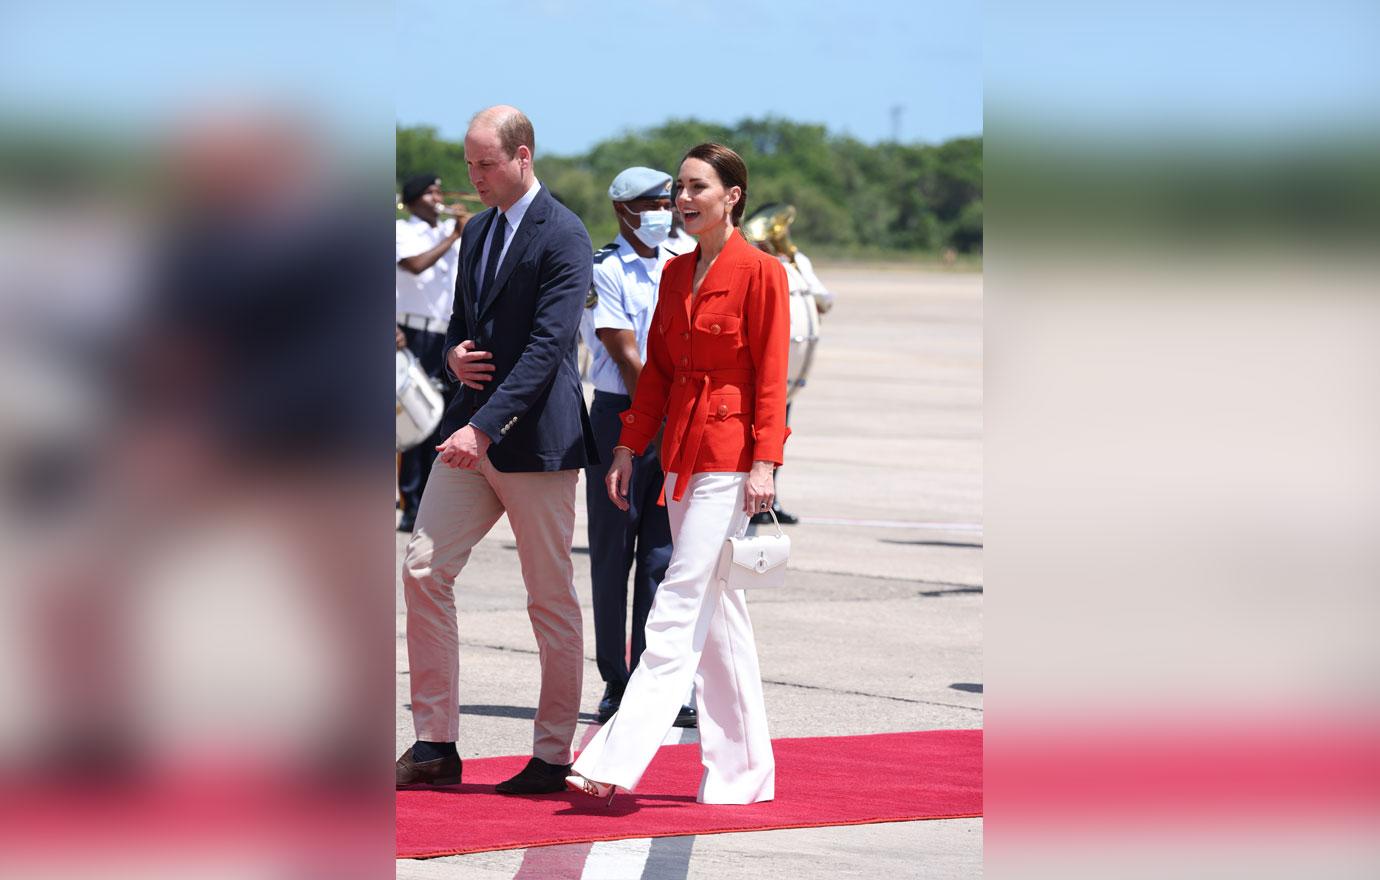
[592,242,619,264]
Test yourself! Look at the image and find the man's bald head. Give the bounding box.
[468,105,534,160]
[465,105,536,211]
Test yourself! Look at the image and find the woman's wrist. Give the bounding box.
[614,445,636,457]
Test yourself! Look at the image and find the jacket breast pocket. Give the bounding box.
[693,312,741,342]
[506,259,540,292]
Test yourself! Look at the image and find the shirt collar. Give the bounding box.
[499,178,542,229]
[615,232,667,267]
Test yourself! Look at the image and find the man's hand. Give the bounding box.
[446,340,495,390]
[396,326,407,350]
[435,424,491,470]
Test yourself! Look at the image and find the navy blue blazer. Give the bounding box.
[441,185,598,472]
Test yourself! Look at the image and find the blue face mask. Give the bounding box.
[626,207,672,248]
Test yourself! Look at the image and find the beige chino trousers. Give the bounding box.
[402,457,582,765]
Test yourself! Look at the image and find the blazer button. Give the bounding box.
[678,375,687,385]
[681,332,690,341]
[679,356,688,366]
[710,323,722,335]
[716,404,728,417]
[623,413,635,424]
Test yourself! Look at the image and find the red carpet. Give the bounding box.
[396,729,982,858]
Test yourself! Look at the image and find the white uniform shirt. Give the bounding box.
[664,228,697,256]
[395,214,459,322]
[586,233,673,395]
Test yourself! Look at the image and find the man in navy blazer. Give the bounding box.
[397,106,597,796]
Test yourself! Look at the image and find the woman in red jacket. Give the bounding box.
[566,143,790,805]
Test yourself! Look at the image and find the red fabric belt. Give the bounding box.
[668,367,753,502]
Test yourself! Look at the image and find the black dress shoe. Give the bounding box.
[495,757,572,795]
[396,746,462,789]
[751,503,799,526]
[674,704,698,728]
[397,512,416,533]
[596,683,624,724]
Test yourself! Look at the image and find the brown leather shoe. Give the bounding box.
[396,746,462,789]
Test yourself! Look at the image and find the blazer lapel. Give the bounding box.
[687,230,746,321]
[478,190,548,322]
[677,250,696,330]
[461,208,498,327]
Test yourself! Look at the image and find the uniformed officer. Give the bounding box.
[396,172,468,531]
[585,167,694,727]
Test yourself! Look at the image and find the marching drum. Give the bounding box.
[396,348,446,452]
[785,271,821,401]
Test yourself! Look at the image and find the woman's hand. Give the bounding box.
[743,460,776,516]
[605,447,635,511]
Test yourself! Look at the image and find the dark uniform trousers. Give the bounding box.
[398,326,448,519]
[585,390,673,689]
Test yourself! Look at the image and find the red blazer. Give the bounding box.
[617,230,791,502]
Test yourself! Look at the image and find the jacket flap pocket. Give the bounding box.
[693,313,740,336]
[708,389,745,419]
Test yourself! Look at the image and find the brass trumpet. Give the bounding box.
[441,190,491,208]
[394,189,486,214]
[742,203,799,267]
[438,190,486,214]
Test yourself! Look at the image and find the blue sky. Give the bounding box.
[0,1,394,146]
[7,2,1367,156]
[395,0,983,154]
[985,0,1379,139]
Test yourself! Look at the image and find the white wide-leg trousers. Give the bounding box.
[572,471,775,804]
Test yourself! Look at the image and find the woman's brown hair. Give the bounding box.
[681,142,748,226]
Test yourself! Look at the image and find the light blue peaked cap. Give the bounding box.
[608,166,672,202]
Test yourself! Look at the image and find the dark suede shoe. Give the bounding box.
[750,504,798,526]
[674,704,698,728]
[396,746,462,789]
[495,757,572,795]
[772,505,799,525]
[596,683,624,724]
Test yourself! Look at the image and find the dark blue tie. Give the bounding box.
[480,211,508,308]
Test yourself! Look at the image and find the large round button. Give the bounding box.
[623,413,635,425]
[681,332,690,342]
[678,375,687,385]
[716,404,728,417]
[710,323,722,335]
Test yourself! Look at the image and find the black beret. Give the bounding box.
[401,173,440,205]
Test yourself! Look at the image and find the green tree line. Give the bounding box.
[397,118,981,257]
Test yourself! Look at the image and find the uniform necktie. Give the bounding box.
[480,211,508,307]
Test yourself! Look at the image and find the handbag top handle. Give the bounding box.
[738,508,785,539]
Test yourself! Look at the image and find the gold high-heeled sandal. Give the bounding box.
[565,773,617,807]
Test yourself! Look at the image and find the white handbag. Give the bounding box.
[715,510,791,590]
